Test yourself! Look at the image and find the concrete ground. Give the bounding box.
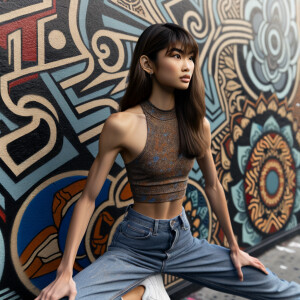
[182,235,300,300]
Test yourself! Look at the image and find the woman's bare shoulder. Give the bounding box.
[198,117,211,155]
[202,117,211,136]
[104,104,144,137]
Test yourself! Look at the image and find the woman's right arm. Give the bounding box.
[35,112,128,300]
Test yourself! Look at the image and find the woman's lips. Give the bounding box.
[180,75,191,82]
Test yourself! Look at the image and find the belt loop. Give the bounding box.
[153,220,159,236]
[179,212,189,230]
[124,203,133,218]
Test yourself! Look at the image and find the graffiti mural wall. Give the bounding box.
[0,0,300,298]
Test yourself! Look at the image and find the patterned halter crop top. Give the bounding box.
[124,99,195,203]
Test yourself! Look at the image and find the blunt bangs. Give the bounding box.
[144,24,199,61]
[165,25,199,57]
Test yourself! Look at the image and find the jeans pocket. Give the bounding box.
[121,221,152,240]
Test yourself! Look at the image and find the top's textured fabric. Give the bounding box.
[125,100,195,203]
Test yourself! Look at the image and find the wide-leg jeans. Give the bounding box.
[73,205,300,300]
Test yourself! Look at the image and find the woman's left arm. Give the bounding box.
[196,118,268,281]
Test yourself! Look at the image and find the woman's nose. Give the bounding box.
[182,59,191,71]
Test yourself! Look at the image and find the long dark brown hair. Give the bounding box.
[119,23,207,159]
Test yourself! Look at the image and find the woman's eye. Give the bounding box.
[189,56,195,62]
[173,54,181,59]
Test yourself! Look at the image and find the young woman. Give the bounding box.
[35,23,300,300]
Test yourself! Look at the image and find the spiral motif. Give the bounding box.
[183,11,205,39]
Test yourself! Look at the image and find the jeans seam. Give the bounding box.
[120,230,152,240]
[179,275,266,300]
[109,230,120,249]
[124,217,152,228]
[166,228,179,254]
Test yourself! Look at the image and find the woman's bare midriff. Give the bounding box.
[132,197,185,219]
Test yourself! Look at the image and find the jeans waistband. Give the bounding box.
[124,204,189,234]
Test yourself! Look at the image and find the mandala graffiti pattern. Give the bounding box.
[243,0,300,99]
[218,95,300,246]
[245,133,296,234]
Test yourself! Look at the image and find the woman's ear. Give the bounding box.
[139,55,154,75]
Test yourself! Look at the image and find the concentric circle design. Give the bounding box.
[228,96,300,247]
[245,133,296,234]
[265,169,279,195]
[242,0,300,99]
[260,159,284,206]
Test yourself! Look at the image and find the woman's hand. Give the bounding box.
[34,270,77,300]
[230,246,268,281]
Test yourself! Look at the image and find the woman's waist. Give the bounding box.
[125,201,189,230]
[132,196,185,219]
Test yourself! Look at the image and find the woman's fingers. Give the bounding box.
[69,281,77,300]
[231,249,269,282]
[35,285,50,300]
[253,259,268,275]
[231,252,244,281]
[233,259,243,281]
[34,277,76,300]
[245,255,269,276]
[237,266,244,282]
[69,291,77,300]
[41,283,56,300]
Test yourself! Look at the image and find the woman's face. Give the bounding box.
[152,42,195,91]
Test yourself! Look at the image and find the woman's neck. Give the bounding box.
[148,79,175,110]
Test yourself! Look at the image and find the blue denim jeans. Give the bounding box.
[73,205,300,300]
